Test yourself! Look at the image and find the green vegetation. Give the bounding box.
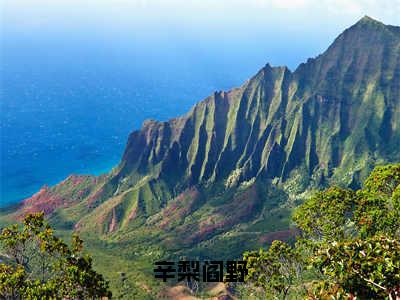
[243,163,400,299]
[0,213,111,299]
[243,240,304,299]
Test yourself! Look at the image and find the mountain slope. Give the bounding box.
[111,16,400,195]
[1,15,399,263]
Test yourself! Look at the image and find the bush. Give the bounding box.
[0,212,112,299]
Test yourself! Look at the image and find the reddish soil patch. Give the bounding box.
[16,175,96,220]
[159,187,200,229]
[258,228,300,244]
[184,186,259,244]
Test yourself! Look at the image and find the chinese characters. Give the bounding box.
[154,260,248,283]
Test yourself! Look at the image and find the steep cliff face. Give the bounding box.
[107,16,400,196]
[2,17,399,255]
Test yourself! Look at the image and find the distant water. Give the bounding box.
[0,28,329,207]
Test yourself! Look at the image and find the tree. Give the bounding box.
[243,163,400,299]
[243,240,304,299]
[310,235,400,300]
[0,212,112,299]
[298,163,400,299]
[353,163,400,238]
[292,186,355,242]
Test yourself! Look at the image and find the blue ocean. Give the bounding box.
[1,17,339,206]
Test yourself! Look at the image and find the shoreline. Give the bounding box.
[0,160,118,209]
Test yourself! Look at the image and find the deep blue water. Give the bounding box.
[1,26,335,207]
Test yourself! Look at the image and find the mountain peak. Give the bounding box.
[359,15,378,22]
[354,15,385,28]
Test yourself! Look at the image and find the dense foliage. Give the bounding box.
[311,236,400,299]
[243,240,304,299]
[0,213,111,299]
[244,163,400,299]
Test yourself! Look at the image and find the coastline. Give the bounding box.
[0,158,118,209]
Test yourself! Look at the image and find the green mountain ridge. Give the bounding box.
[1,16,399,296]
